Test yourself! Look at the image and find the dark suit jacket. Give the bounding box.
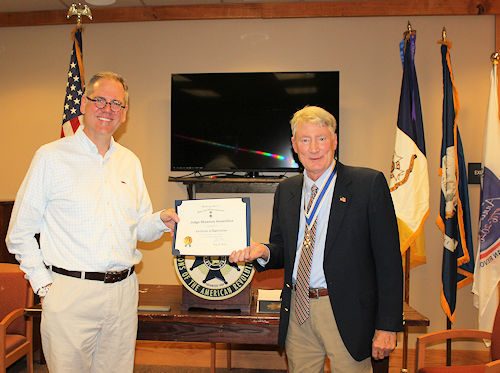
[254,162,403,361]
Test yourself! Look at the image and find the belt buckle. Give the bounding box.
[104,271,121,283]
[311,288,320,298]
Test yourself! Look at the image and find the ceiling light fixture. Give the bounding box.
[85,0,117,6]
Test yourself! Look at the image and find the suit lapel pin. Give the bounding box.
[339,196,346,203]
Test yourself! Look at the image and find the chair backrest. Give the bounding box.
[0,263,32,336]
[490,301,500,361]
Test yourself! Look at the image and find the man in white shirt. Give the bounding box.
[7,71,179,373]
[230,106,402,373]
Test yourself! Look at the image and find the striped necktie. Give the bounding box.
[295,184,318,324]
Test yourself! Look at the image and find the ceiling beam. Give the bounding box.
[0,0,499,27]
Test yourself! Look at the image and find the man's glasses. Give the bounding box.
[86,96,126,112]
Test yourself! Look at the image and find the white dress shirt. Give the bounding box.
[7,126,169,292]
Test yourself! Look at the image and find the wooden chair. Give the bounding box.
[0,263,34,373]
[416,302,500,373]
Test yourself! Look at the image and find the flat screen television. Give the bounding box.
[171,71,339,176]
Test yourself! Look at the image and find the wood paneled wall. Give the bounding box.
[0,1,499,27]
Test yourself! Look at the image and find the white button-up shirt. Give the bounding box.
[7,126,169,292]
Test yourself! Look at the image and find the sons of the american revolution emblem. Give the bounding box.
[175,256,254,300]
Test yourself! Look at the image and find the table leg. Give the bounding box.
[210,343,216,373]
[227,343,231,369]
[402,324,408,371]
[371,356,389,373]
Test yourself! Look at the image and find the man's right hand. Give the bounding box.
[37,283,52,304]
[229,241,269,263]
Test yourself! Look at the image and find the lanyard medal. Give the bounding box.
[304,162,338,228]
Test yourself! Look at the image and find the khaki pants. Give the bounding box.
[41,271,138,373]
[286,291,372,373]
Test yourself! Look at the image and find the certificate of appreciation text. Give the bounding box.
[172,197,251,256]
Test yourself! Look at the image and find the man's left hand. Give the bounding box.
[372,330,397,360]
[160,208,180,236]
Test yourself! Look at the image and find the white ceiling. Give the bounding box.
[0,0,320,13]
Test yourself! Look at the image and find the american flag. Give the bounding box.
[61,26,85,137]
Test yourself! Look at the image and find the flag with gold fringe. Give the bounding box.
[472,57,500,332]
[437,40,474,324]
[389,32,429,269]
[61,26,85,137]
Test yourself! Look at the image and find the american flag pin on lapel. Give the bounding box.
[339,196,346,203]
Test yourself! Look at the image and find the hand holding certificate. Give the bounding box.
[172,198,251,256]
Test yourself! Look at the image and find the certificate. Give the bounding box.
[172,197,251,256]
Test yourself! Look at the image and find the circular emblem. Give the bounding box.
[184,236,192,246]
[174,256,254,300]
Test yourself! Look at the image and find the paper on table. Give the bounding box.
[258,289,282,301]
[137,304,171,312]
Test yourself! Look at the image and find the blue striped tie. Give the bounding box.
[295,184,318,324]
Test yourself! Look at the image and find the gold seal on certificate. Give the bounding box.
[172,197,251,256]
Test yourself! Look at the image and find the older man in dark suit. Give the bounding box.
[230,106,403,373]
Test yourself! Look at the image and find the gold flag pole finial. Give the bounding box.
[491,52,500,65]
[67,3,93,26]
[441,27,447,42]
[404,21,416,39]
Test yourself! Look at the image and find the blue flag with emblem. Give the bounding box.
[389,32,429,270]
[436,40,474,323]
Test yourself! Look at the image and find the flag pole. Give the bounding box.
[472,47,500,345]
[441,26,447,43]
[403,20,416,40]
[396,20,427,373]
[443,26,452,367]
[493,52,499,66]
[437,27,476,366]
[60,3,92,137]
[437,26,453,366]
[492,52,500,114]
[401,23,413,372]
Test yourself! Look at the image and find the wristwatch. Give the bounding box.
[37,284,52,297]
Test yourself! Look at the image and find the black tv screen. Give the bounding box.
[171,71,339,175]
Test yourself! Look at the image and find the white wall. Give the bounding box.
[0,15,495,350]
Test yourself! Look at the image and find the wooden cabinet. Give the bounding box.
[0,201,16,263]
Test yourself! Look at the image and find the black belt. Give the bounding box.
[292,285,329,298]
[51,265,135,283]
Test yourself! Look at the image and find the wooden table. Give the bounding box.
[402,302,430,327]
[137,284,278,344]
[137,285,429,373]
[27,284,429,373]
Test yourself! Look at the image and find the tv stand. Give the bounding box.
[245,171,260,178]
[168,176,285,199]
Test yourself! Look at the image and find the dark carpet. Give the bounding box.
[7,358,286,373]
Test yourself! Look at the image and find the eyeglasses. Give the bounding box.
[86,96,126,112]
